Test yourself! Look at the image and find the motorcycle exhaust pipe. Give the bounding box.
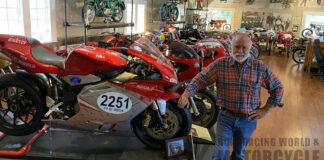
[189,97,200,116]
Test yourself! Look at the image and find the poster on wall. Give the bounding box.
[269,0,296,9]
[266,13,292,31]
[299,0,324,7]
[241,11,265,29]
[244,0,267,8]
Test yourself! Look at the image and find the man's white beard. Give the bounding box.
[230,53,250,63]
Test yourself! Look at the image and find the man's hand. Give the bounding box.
[178,90,190,108]
[248,105,272,122]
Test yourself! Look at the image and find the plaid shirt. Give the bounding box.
[186,56,284,114]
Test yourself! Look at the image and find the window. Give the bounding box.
[0,0,54,42]
[207,9,233,30]
[208,10,232,24]
[29,0,51,42]
[0,0,24,35]
[303,12,324,38]
[125,1,146,34]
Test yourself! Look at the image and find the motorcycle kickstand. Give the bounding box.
[189,97,200,116]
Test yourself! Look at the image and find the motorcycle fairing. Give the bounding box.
[62,46,127,76]
[62,74,101,86]
[60,81,152,131]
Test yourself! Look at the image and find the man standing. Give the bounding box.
[178,33,284,160]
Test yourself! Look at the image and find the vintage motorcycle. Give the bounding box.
[160,1,179,22]
[301,23,324,39]
[82,0,126,25]
[0,35,191,149]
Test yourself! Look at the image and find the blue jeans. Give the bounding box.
[212,110,257,160]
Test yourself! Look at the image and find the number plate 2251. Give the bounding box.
[97,92,132,114]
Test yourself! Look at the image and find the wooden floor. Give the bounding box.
[222,53,324,159]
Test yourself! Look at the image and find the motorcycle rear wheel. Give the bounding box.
[132,101,191,149]
[0,74,45,136]
[112,4,124,22]
[223,24,231,31]
[301,29,313,38]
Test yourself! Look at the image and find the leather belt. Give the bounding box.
[220,108,249,118]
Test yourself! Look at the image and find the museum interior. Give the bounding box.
[0,0,323,159]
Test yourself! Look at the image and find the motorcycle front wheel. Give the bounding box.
[292,49,305,64]
[132,101,191,149]
[0,74,45,136]
[112,4,124,22]
[82,3,95,25]
[191,89,218,129]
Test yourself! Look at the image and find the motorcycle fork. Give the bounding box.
[189,97,200,116]
[152,101,167,128]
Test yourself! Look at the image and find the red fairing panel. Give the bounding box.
[202,47,226,67]
[62,46,127,76]
[169,57,200,82]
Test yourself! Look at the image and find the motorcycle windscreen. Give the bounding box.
[169,41,198,59]
[130,37,171,65]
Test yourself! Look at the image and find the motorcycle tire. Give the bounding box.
[82,2,95,25]
[132,101,191,149]
[170,7,179,21]
[191,89,218,129]
[0,74,45,136]
[223,24,231,31]
[301,29,313,38]
[292,49,305,64]
[160,4,168,22]
[112,4,124,22]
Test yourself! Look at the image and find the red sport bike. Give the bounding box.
[165,41,224,128]
[0,35,191,149]
[88,35,222,128]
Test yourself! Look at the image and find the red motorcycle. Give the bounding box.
[0,35,191,149]
[99,35,221,128]
[276,31,294,57]
[166,41,221,128]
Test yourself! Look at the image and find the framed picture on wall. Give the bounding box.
[165,137,186,159]
[292,25,298,32]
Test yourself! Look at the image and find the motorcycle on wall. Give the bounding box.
[160,1,179,22]
[0,35,191,149]
[82,0,126,25]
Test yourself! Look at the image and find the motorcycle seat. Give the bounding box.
[31,45,66,70]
